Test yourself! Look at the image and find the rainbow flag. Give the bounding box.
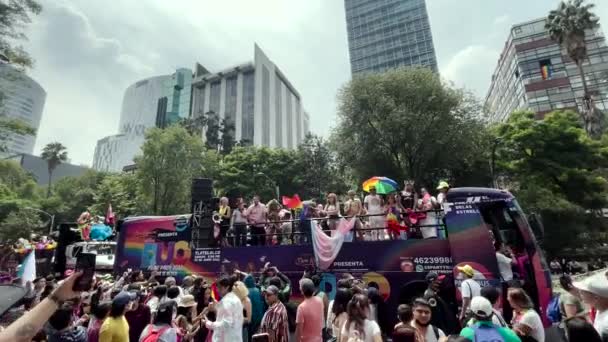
[541,64,551,80]
[282,194,303,209]
[210,282,220,302]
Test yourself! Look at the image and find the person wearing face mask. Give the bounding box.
[573,273,608,340]
[410,298,446,342]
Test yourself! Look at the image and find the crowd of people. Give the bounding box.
[2,261,608,342]
[216,181,449,247]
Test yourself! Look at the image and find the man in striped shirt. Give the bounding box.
[260,285,289,342]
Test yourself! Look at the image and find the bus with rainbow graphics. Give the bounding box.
[113,187,552,333]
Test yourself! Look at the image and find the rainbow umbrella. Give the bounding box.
[362,176,399,194]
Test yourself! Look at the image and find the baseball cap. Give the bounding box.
[112,291,137,307]
[425,271,446,283]
[470,296,493,320]
[264,285,280,295]
[573,273,608,299]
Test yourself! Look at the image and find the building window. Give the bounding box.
[241,72,255,144]
[275,76,283,147]
[224,76,237,125]
[295,98,302,145]
[262,66,271,146]
[539,59,553,80]
[209,81,221,114]
[286,91,293,149]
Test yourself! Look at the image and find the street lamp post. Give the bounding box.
[256,172,280,199]
[25,207,55,235]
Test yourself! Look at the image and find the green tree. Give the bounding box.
[91,173,140,219]
[216,146,302,201]
[0,208,43,242]
[180,111,207,137]
[220,118,235,155]
[0,0,41,151]
[0,160,39,222]
[546,0,603,138]
[296,134,348,199]
[0,0,42,69]
[40,142,67,197]
[331,67,489,189]
[39,170,106,223]
[0,114,35,153]
[204,111,221,151]
[135,126,205,215]
[493,110,608,255]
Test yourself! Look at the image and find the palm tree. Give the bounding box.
[546,0,602,138]
[41,142,67,197]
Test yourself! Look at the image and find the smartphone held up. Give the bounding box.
[73,253,96,291]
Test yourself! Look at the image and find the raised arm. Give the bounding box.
[0,272,82,342]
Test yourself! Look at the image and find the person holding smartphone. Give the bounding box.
[0,272,83,341]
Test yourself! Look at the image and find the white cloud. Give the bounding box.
[441,45,500,97]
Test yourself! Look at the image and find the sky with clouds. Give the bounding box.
[22,0,608,166]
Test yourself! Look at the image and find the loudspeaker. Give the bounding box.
[191,178,213,202]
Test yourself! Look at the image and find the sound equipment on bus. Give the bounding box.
[191,178,218,248]
[53,222,80,277]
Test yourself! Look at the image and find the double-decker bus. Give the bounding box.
[113,187,552,331]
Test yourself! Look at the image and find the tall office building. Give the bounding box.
[485,18,608,123]
[0,60,46,157]
[93,69,192,172]
[344,0,438,75]
[191,44,309,148]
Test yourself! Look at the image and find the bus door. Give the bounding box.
[444,201,500,298]
[477,199,552,324]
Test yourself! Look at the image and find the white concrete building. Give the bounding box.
[93,70,192,172]
[191,44,309,148]
[0,61,46,157]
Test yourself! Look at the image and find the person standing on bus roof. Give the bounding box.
[458,265,481,323]
[247,195,267,246]
[344,190,364,240]
[364,186,384,241]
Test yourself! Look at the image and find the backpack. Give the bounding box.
[472,323,505,342]
[141,325,170,342]
[546,293,561,324]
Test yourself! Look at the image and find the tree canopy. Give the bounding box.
[135,125,205,215]
[493,109,608,255]
[331,67,490,189]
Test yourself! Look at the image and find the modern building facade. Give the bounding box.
[93,69,192,172]
[0,61,46,157]
[344,0,438,75]
[6,153,90,185]
[485,18,608,123]
[191,44,309,148]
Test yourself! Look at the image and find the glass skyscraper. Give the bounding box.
[344,0,438,75]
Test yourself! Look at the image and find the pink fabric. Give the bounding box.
[311,218,356,270]
[296,296,324,342]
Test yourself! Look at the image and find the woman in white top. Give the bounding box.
[201,275,244,342]
[340,294,382,342]
[508,287,545,342]
[230,201,248,247]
